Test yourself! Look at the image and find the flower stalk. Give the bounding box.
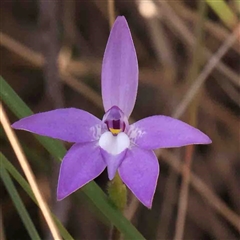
[108,173,127,240]
[108,173,127,212]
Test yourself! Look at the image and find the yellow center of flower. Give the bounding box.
[109,128,121,135]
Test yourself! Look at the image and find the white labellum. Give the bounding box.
[99,131,130,155]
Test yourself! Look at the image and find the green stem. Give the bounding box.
[108,173,127,240]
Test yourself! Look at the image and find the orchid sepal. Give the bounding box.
[128,115,212,150]
[101,16,138,117]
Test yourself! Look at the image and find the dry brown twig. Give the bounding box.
[164,21,239,240]
[174,144,195,240]
[160,150,240,232]
[173,24,240,119]
[137,0,177,81]
[0,103,62,240]
[0,32,102,109]
[0,32,44,67]
[0,206,6,240]
[156,1,240,87]
[169,1,240,54]
[187,191,236,239]
[39,0,64,108]
[215,77,240,107]
[107,0,115,28]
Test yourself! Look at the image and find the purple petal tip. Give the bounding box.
[115,16,127,24]
[11,120,23,129]
[118,147,159,209]
[57,188,72,201]
[195,131,212,145]
[56,193,65,201]
[205,136,212,144]
[108,173,114,181]
[101,15,138,117]
[129,116,212,149]
[146,203,152,209]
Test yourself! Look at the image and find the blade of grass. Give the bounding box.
[0,129,49,173]
[205,0,238,29]
[0,77,145,240]
[0,103,62,239]
[0,152,73,240]
[0,164,41,240]
[0,79,65,160]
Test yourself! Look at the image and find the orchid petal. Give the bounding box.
[100,148,127,180]
[12,108,103,143]
[128,116,212,150]
[57,142,106,200]
[118,146,159,208]
[101,16,138,117]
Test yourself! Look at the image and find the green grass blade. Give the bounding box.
[205,0,238,29]
[0,163,41,240]
[1,152,74,240]
[0,76,66,160]
[0,76,145,239]
[0,129,49,173]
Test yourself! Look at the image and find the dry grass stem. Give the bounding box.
[124,195,139,220]
[61,71,103,109]
[216,78,240,107]
[160,150,240,232]
[0,32,102,110]
[201,90,239,138]
[174,3,206,238]
[0,32,44,67]
[142,12,176,78]
[173,145,194,240]
[0,103,62,240]
[0,206,6,240]
[156,168,178,239]
[108,0,115,28]
[173,24,239,119]
[157,1,240,87]
[170,1,240,54]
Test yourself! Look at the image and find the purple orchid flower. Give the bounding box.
[12,16,211,208]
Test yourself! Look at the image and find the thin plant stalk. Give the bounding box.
[108,173,127,240]
[0,165,41,240]
[205,0,238,29]
[172,23,240,119]
[160,149,240,232]
[0,103,62,240]
[1,152,74,240]
[174,2,206,239]
[108,0,115,28]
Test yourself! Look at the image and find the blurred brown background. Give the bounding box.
[1,0,239,239]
